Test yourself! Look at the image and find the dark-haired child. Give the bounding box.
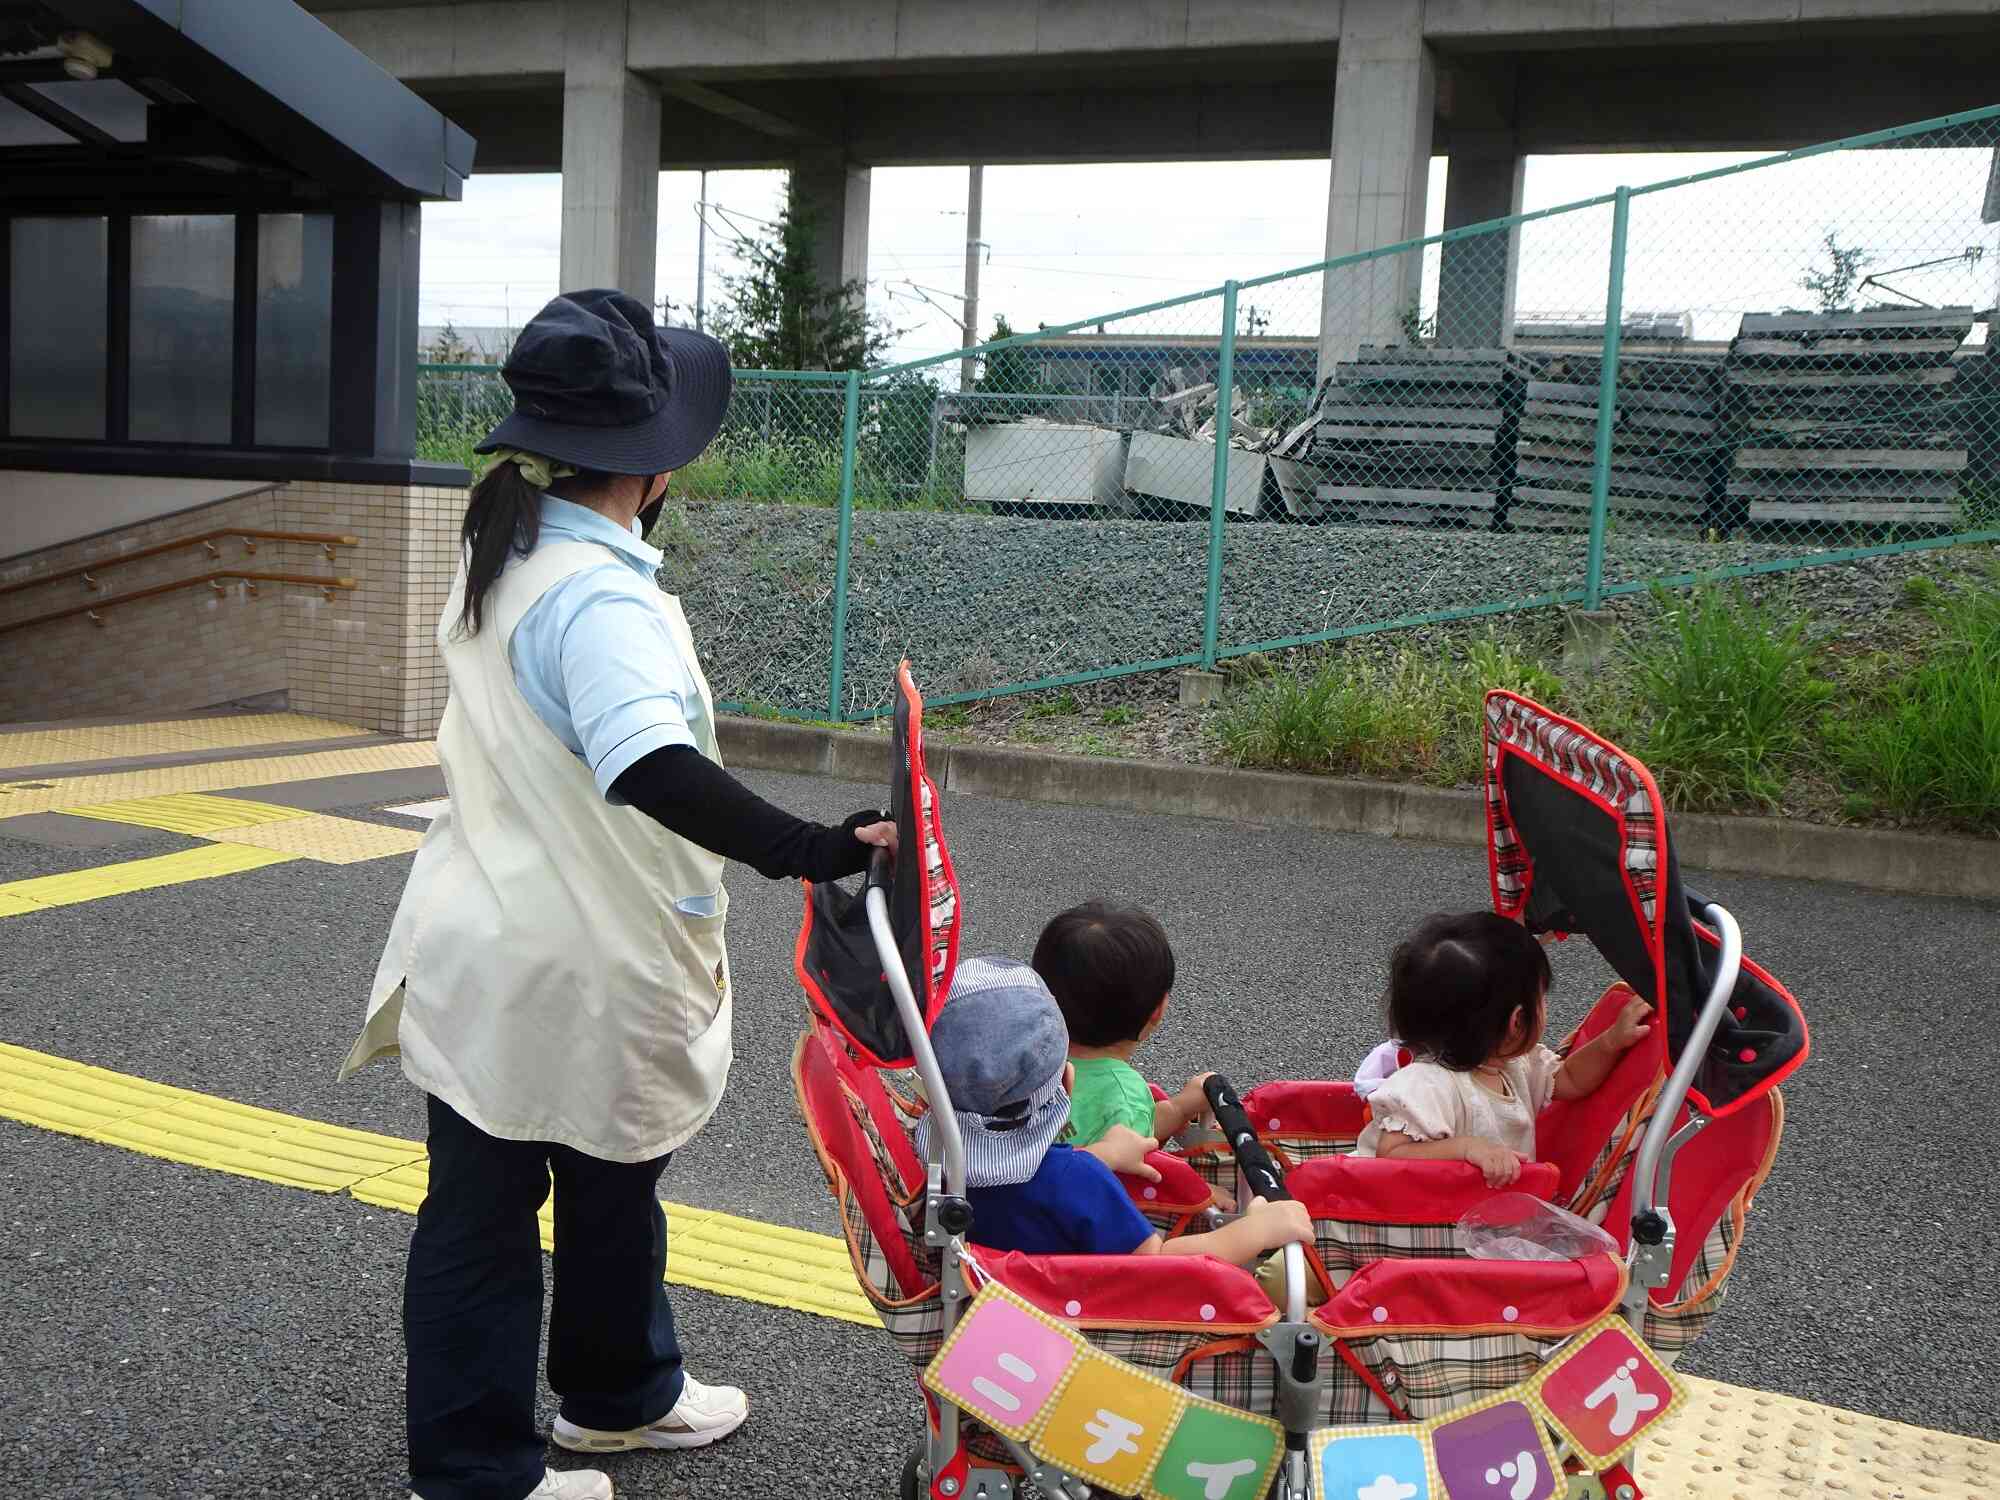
[1355,911,1653,1187]
[1032,901,1215,1151]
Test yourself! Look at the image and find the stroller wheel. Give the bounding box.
[898,1444,925,1500]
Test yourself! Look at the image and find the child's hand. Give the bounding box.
[1606,996,1654,1051]
[1087,1124,1163,1183]
[1173,1072,1216,1126]
[1209,1183,1237,1213]
[1242,1196,1314,1253]
[1462,1137,1526,1188]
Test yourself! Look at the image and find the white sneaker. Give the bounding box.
[551,1375,750,1453]
[411,1467,611,1500]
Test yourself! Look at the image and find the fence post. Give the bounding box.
[1584,186,1631,611]
[1201,280,1240,671]
[828,371,862,720]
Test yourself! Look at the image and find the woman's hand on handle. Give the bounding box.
[852,818,897,853]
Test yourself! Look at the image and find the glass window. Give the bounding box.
[24,80,150,143]
[129,214,234,444]
[8,217,108,439]
[255,213,333,448]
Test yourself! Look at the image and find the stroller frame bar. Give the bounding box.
[1622,901,1741,1329]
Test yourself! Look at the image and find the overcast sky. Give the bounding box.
[419,148,1999,367]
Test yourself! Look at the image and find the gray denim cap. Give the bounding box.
[914,955,1072,1188]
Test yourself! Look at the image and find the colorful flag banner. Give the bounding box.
[921,1284,1284,1499]
[922,1286,1684,1500]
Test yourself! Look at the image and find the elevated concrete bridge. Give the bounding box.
[304,0,2000,362]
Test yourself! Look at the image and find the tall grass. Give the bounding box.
[1831,570,2000,829]
[1215,631,1563,785]
[1213,576,2000,833]
[1598,587,1831,812]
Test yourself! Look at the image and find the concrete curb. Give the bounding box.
[717,716,2000,905]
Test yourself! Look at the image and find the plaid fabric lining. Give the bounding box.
[1484,693,1661,928]
[1643,1208,1736,1355]
[1314,1218,1463,1281]
[919,777,957,993]
[1345,1332,1569,1421]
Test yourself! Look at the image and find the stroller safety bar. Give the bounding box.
[866,848,967,1202]
[1624,901,1741,1325]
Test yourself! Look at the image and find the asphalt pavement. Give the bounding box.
[1,767,1996,1499]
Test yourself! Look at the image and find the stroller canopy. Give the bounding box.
[1483,691,1807,1116]
[796,663,961,1068]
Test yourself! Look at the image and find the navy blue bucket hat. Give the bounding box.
[475,288,733,476]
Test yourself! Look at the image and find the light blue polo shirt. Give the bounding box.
[504,496,702,802]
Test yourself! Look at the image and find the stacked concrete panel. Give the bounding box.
[1722,307,1975,530]
[1508,353,1724,531]
[1297,347,1532,525]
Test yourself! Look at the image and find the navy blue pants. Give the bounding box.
[404,1095,684,1500]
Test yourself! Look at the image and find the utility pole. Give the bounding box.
[695,170,708,334]
[961,163,983,391]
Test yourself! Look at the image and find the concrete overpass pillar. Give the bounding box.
[1435,149,1525,347]
[792,147,872,309]
[1318,0,1435,375]
[560,0,660,307]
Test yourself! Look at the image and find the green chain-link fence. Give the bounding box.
[418,103,2000,722]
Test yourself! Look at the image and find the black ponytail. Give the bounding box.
[456,460,620,636]
[456,462,543,638]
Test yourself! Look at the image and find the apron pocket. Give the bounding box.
[669,902,730,1044]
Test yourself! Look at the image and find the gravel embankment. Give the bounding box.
[657,500,1989,714]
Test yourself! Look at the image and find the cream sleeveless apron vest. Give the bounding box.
[339,541,732,1162]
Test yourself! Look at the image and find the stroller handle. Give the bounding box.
[1630,901,1742,1237]
[1203,1075,1310,1327]
[862,853,968,1199]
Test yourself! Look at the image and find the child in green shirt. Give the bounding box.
[1032,901,1215,1151]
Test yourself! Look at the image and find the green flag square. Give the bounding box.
[1147,1401,1282,1500]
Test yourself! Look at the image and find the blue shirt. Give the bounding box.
[505,496,703,802]
[967,1145,1156,1257]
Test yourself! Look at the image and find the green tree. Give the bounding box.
[711,179,894,370]
[1800,232,1874,313]
[973,316,1054,395]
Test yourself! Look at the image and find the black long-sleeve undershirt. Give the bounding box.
[611,744,881,883]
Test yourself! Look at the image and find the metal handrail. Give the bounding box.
[0,571,356,635]
[0,529,360,600]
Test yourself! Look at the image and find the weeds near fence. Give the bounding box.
[1599,587,1831,812]
[1830,566,2000,828]
[1215,630,1561,784]
[1216,574,2000,833]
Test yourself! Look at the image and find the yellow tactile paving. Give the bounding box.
[1,1039,1996,1490]
[0,844,295,914]
[0,740,439,819]
[0,1042,875,1328]
[54,792,309,835]
[351,1158,873,1327]
[0,712,373,770]
[1638,1375,1997,1500]
[208,814,427,864]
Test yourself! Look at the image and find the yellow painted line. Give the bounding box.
[208,813,426,864]
[0,844,295,914]
[0,712,373,770]
[0,1042,875,1328]
[0,740,439,819]
[54,792,310,835]
[1,1039,1996,1496]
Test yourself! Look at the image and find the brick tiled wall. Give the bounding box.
[0,478,465,734]
[278,481,462,737]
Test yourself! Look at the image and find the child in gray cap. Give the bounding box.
[916,956,1312,1263]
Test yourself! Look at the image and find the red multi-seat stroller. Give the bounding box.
[791,666,1807,1499]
